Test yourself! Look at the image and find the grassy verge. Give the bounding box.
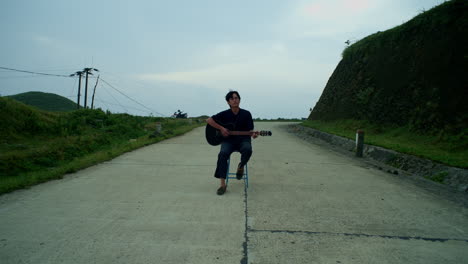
[0,99,204,194]
[0,124,200,194]
[301,119,467,168]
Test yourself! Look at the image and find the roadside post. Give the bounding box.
[156,122,162,134]
[356,130,364,157]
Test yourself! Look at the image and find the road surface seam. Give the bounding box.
[241,184,249,264]
[248,229,468,243]
[104,162,212,166]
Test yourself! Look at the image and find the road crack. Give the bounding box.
[249,229,468,243]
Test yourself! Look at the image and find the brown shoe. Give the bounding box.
[217,186,227,195]
[236,163,244,180]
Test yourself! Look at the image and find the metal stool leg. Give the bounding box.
[245,162,249,188]
[226,158,231,186]
[225,158,248,188]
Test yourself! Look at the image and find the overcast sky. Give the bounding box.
[0,0,444,118]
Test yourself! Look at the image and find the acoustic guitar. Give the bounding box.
[205,123,272,146]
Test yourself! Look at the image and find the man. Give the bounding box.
[206,91,258,195]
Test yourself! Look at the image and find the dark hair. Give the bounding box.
[225,91,241,102]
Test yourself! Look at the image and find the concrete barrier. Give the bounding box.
[288,124,468,193]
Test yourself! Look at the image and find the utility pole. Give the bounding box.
[70,71,85,109]
[82,67,99,108]
[91,75,100,109]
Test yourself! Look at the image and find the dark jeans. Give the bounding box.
[214,139,252,179]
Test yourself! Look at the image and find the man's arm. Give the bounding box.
[206,117,230,137]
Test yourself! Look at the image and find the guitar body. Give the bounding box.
[205,123,234,146]
[205,122,272,146]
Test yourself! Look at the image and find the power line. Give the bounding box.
[69,77,77,103]
[0,66,71,78]
[0,75,51,80]
[100,78,166,117]
[99,83,129,112]
[1,66,167,117]
[94,84,156,115]
[93,98,151,113]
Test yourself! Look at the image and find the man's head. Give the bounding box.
[225,91,241,108]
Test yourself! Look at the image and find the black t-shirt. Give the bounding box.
[212,108,254,141]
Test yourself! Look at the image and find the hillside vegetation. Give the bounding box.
[0,96,202,194]
[302,119,467,169]
[8,91,78,111]
[310,0,467,132]
[307,0,467,168]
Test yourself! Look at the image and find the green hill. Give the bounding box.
[309,0,467,133]
[0,96,61,141]
[8,91,78,112]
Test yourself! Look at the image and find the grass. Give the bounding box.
[0,127,198,194]
[0,121,202,194]
[341,0,458,60]
[7,91,78,112]
[315,0,467,133]
[301,119,467,168]
[0,97,204,194]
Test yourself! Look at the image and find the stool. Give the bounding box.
[225,158,249,188]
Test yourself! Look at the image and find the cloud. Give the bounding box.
[135,42,331,94]
[281,0,445,40]
[278,0,380,38]
[31,34,77,56]
[34,35,54,45]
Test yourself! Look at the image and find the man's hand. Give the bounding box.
[207,117,230,138]
[252,131,259,139]
[220,127,230,137]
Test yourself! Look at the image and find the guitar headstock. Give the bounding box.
[259,130,272,136]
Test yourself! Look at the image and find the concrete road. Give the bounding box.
[1,122,467,264]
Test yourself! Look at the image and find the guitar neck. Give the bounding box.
[229,131,256,136]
